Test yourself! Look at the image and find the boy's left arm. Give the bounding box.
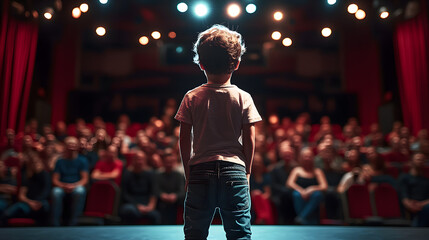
[179,122,192,182]
[242,123,256,184]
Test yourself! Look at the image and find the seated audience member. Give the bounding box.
[78,136,98,171]
[41,141,62,172]
[0,160,17,216]
[287,148,328,225]
[399,153,429,227]
[270,141,296,224]
[51,137,89,226]
[338,149,362,193]
[54,121,68,142]
[383,136,409,165]
[315,145,344,219]
[250,153,275,225]
[91,145,123,186]
[0,154,50,226]
[91,128,110,154]
[411,129,428,152]
[362,146,395,185]
[157,150,185,225]
[119,151,161,225]
[1,129,18,161]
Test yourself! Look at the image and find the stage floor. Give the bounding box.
[1,225,428,240]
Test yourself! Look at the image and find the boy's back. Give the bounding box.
[175,83,261,168]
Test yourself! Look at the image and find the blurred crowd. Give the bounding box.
[1,103,429,227]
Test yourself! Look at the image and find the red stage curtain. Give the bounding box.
[395,1,429,135]
[0,0,39,137]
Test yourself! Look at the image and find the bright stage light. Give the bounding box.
[379,7,389,19]
[80,3,89,13]
[273,11,283,21]
[177,2,188,13]
[194,3,209,18]
[355,9,366,20]
[139,36,149,45]
[227,3,241,18]
[96,27,106,36]
[246,4,257,14]
[44,12,52,20]
[72,7,81,19]
[347,4,358,14]
[271,31,281,40]
[151,31,161,40]
[327,0,336,5]
[168,31,177,39]
[99,0,108,4]
[321,27,332,37]
[282,38,292,47]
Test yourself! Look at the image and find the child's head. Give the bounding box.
[193,25,246,75]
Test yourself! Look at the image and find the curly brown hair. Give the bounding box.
[193,25,246,75]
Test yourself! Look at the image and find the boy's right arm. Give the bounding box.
[179,122,192,182]
[242,123,256,183]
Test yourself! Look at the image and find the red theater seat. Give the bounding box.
[373,184,401,218]
[346,185,373,219]
[7,218,35,227]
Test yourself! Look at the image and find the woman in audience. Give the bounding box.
[338,149,362,193]
[287,148,328,224]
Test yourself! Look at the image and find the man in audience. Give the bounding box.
[157,150,185,224]
[270,141,296,224]
[119,151,161,225]
[399,153,429,227]
[0,160,17,220]
[91,145,123,186]
[51,136,89,226]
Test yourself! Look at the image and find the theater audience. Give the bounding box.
[51,137,89,226]
[287,148,328,225]
[0,161,17,217]
[0,153,50,226]
[398,153,429,227]
[91,145,123,186]
[157,150,185,225]
[250,153,275,225]
[0,129,17,161]
[119,151,161,225]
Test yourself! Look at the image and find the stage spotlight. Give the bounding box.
[177,2,188,13]
[151,31,161,40]
[168,31,177,39]
[96,27,106,36]
[246,4,257,14]
[271,31,281,40]
[273,11,283,21]
[80,3,89,13]
[44,12,52,20]
[194,2,209,18]
[321,27,332,37]
[282,38,292,47]
[347,4,358,14]
[139,36,149,45]
[99,0,108,4]
[227,3,241,18]
[379,7,389,19]
[327,0,336,5]
[72,7,81,19]
[355,9,366,20]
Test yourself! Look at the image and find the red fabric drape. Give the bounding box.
[395,1,429,135]
[0,0,39,137]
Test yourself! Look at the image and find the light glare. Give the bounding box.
[321,27,332,37]
[246,4,257,14]
[273,11,283,21]
[327,0,336,5]
[72,8,81,19]
[194,3,209,17]
[227,3,241,18]
[80,3,89,13]
[177,2,188,13]
[380,11,389,19]
[355,9,366,20]
[44,12,52,20]
[99,0,108,4]
[151,31,161,40]
[168,31,177,39]
[139,36,149,45]
[271,31,281,40]
[96,27,106,36]
[282,38,292,47]
[348,4,358,14]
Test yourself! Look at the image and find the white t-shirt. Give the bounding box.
[175,83,262,168]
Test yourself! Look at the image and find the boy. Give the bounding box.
[175,25,262,240]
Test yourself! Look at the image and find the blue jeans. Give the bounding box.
[50,186,86,226]
[119,203,161,225]
[292,190,323,225]
[184,161,251,240]
[1,201,50,225]
[412,204,429,227]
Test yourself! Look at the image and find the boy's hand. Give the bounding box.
[246,174,250,186]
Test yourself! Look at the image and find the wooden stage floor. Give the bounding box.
[1,225,428,240]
